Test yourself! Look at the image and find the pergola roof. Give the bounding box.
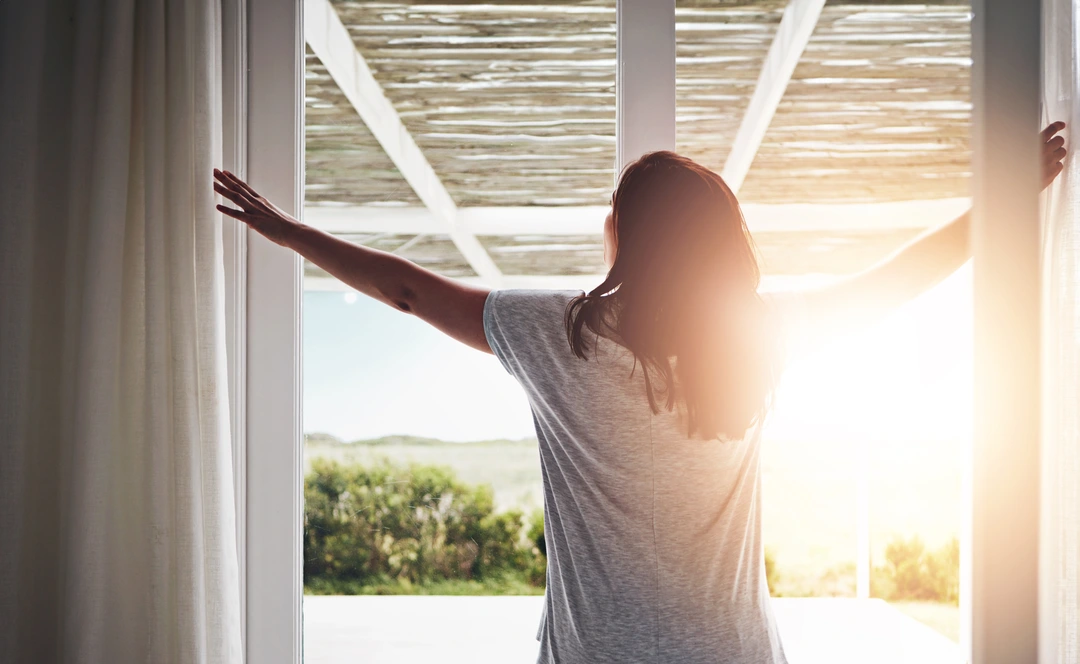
[303,0,971,288]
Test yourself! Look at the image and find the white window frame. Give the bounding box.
[969,1,1042,662]
[615,0,676,168]
[237,0,305,661]
[220,0,249,652]
[233,0,1047,662]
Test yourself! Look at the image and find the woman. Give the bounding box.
[213,122,1066,664]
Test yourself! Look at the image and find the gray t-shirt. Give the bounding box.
[484,289,788,664]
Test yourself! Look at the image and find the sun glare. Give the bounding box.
[765,265,973,445]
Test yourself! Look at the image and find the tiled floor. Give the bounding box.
[303,595,961,663]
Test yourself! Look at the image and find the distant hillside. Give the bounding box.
[304,432,537,447]
[304,432,545,513]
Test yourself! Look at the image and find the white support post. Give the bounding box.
[616,0,676,171]
[304,0,502,286]
[970,0,1042,662]
[721,0,825,194]
[856,439,870,600]
[246,0,304,662]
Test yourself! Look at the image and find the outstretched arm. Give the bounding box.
[773,121,1067,360]
[213,169,493,354]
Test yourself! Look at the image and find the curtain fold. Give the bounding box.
[1042,0,1080,662]
[0,1,243,662]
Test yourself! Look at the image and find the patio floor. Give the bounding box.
[303,595,961,663]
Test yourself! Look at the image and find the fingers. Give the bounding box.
[220,169,262,201]
[1042,124,1067,188]
[214,182,256,210]
[1044,137,1067,163]
[1042,121,1066,142]
[213,169,248,205]
[1047,146,1068,164]
[217,204,253,222]
[214,168,271,214]
[213,168,236,189]
[1039,122,1068,190]
[213,168,258,202]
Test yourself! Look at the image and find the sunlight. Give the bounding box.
[766,264,973,445]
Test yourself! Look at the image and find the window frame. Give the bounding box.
[239,0,305,661]
[221,0,248,651]
[968,1,1043,662]
[235,1,1046,662]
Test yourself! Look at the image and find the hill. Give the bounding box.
[304,433,545,512]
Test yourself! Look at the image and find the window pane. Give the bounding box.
[676,0,971,653]
[302,3,614,663]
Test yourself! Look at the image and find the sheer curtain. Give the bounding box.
[0,1,243,662]
[1042,0,1080,662]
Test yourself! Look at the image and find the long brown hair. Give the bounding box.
[565,151,780,441]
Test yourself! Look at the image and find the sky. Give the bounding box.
[303,265,973,444]
[303,289,535,442]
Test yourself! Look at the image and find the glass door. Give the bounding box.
[299,1,616,661]
[241,1,1049,661]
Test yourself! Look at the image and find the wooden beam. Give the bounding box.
[304,273,842,294]
[304,274,605,293]
[304,0,503,286]
[304,198,971,236]
[721,0,826,194]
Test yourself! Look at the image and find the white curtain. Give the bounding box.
[0,1,243,662]
[1042,0,1080,662]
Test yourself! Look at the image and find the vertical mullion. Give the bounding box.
[615,0,676,172]
[221,0,248,653]
[856,442,870,599]
[246,0,304,662]
[970,1,1042,662]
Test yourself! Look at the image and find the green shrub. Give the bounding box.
[525,509,548,586]
[872,535,959,605]
[816,561,856,597]
[304,458,546,593]
[922,537,959,604]
[764,547,779,596]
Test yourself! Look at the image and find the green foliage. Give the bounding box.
[304,454,959,606]
[871,535,959,605]
[814,561,856,597]
[524,509,547,586]
[764,547,779,596]
[304,459,546,594]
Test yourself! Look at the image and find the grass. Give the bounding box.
[305,573,545,597]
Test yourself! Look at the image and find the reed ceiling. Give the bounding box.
[304,0,971,281]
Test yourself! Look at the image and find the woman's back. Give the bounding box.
[485,289,787,664]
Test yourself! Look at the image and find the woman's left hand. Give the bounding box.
[213,168,300,247]
[1043,121,1068,190]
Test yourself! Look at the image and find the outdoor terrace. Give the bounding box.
[304,596,961,663]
